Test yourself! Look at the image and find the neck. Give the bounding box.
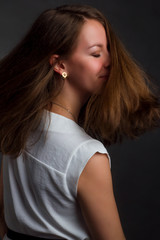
[46,79,91,122]
[51,101,78,123]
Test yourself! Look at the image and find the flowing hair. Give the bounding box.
[0,4,160,158]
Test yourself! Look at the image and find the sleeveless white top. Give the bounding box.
[3,109,111,240]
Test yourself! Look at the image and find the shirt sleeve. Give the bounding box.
[66,139,111,198]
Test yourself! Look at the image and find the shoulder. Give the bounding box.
[66,137,111,198]
[76,150,126,239]
[77,151,112,200]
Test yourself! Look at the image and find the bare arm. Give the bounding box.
[77,152,126,240]
[0,156,7,239]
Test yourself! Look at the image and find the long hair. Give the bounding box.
[0,4,160,158]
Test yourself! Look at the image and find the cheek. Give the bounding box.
[72,59,102,78]
[67,61,87,91]
[87,60,102,74]
[67,58,103,92]
[68,59,88,82]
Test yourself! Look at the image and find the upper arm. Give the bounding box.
[77,152,126,240]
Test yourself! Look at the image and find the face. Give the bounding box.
[65,19,111,95]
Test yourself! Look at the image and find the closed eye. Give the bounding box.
[92,54,101,58]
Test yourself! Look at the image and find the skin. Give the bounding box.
[47,19,126,239]
[0,19,126,239]
[48,18,111,123]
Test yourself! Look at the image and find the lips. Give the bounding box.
[99,75,108,77]
[99,66,110,78]
[99,74,109,78]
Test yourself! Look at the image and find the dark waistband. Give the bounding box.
[7,228,64,240]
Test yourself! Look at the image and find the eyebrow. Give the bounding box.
[87,44,103,49]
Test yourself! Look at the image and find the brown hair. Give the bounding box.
[0,4,160,158]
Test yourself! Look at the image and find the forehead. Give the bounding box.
[76,19,107,49]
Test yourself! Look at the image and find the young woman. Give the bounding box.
[0,4,160,240]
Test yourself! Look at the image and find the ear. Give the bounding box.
[49,54,67,75]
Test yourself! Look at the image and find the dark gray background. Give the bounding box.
[0,0,160,239]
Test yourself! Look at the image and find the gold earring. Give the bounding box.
[62,72,67,78]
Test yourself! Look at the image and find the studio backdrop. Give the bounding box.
[0,1,160,240]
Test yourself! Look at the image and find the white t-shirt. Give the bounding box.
[3,109,111,240]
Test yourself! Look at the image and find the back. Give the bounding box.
[3,110,111,240]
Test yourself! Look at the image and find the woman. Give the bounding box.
[0,4,160,240]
